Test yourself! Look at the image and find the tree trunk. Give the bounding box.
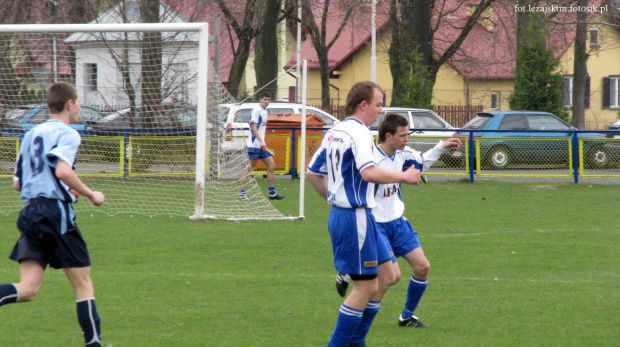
[227,42,252,99]
[389,0,495,105]
[140,0,163,128]
[216,0,258,99]
[515,0,533,77]
[318,49,331,107]
[572,0,588,129]
[255,0,281,100]
[301,0,354,108]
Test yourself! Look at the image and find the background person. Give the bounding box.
[239,91,285,200]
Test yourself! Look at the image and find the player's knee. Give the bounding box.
[414,261,430,278]
[393,271,402,284]
[16,284,40,302]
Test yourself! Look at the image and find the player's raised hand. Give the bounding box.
[89,191,105,207]
[444,137,462,150]
[401,166,421,185]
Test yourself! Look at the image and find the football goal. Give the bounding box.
[0,22,299,220]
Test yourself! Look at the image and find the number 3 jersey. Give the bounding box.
[307,118,377,209]
[14,119,81,204]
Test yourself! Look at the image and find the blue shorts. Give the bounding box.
[247,148,272,160]
[328,206,392,276]
[9,197,91,269]
[377,216,421,258]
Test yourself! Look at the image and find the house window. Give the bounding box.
[562,74,590,108]
[562,75,573,107]
[490,92,500,110]
[589,28,600,49]
[603,76,620,109]
[84,63,97,91]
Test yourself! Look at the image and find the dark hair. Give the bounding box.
[379,113,409,142]
[345,81,383,116]
[260,91,271,99]
[47,82,78,114]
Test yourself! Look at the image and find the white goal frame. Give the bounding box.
[0,23,211,219]
[0,23,310,221]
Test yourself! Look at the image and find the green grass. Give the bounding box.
[1,179,619,346]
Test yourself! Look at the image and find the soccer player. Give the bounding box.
[0,82,105,347]
[336,113,462,328]
[239,91,285,200]
[307,81,421,347]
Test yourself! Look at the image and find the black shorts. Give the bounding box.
[9,197,91,269]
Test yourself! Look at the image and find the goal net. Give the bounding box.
[0,23,288,220]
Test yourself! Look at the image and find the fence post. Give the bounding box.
[290,129,298,179]
[572,131,579,183]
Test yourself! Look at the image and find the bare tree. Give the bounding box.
[0,1,34,104]
[300,0,355,107]
[215,0,260,98]
[255,0,294,100]
[388,0,495,104]
[139,0,163,128]
[572,0,588,129]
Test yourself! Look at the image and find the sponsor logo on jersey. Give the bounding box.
[383,184,398,197]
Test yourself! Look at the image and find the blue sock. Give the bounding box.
[239,189,246,195]
[327,304,364,347]
[350,301,381,346]
[402,276,427,318]
[268,187,276,195]
[77,298,102,347]
[0,284,19,306]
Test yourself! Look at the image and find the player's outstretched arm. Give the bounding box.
[56,160,105,206]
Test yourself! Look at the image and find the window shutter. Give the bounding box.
[585,76,590,109]
[603,77,610,109]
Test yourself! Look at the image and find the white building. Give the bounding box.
[64,0,201,108]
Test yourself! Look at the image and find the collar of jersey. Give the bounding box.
[344,117,364,125]
[376,145,395,161]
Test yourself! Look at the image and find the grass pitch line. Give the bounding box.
[428,228,601,238]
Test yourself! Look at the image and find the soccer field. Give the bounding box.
[0,179,619,346]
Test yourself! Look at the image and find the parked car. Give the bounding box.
[608,118,620,139]
[369,107,457,165]
[450,111,620,169]
[4,104,106,131]
[218,101,341,152]
[90,104,206,135]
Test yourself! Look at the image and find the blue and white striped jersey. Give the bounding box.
[246,104,268,150]
[14,119,80,204]
[307,118,376,208]
[373,142,446,223]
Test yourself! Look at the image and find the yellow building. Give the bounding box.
[283,1,620,129]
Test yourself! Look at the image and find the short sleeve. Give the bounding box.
[47,129,81,168]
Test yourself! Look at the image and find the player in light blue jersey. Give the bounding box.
[307,82,421,347]
[0,82,105,347]
[336,113,461,329]
[239,91,285,201]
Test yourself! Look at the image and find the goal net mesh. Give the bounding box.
[0,25,285,220]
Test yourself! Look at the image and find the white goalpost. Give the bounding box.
[0,22,300,221]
